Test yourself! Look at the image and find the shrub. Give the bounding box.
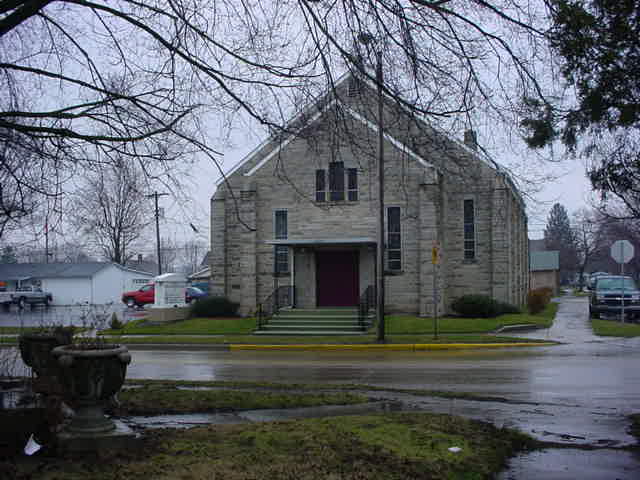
[527,288,551,314]
[451,295,521,318]
[109,312,124,330]
[452,295,495,318]
[189,296,240,317]
[495,301,521,315]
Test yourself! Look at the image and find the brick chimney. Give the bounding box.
[464,129,478,151]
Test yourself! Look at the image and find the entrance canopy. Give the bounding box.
[266,237,375,247]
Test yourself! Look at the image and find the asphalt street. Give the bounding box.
[3,295,639,477]
[124,295,640,479]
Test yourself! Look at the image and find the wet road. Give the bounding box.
[124,295,640,478]
[128,297,640,413]
[5,296,640,477]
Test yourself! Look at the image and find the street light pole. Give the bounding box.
[375,50,385,342]
[147,191,169,275]
[358,32,386,342]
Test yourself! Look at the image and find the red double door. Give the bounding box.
[315,250,359,307]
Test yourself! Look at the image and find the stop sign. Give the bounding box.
[611,240,635,264]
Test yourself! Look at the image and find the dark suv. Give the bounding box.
[589,275,640,321]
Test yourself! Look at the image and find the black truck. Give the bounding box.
[589,275,640,321]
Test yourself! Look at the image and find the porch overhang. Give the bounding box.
[266,237,376,247]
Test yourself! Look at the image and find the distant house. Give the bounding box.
[0,263,154,305]
[529,251,560,294]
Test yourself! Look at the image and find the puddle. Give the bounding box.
[497,448,640,480]
[123,412,249,429]
[121,401,402,430]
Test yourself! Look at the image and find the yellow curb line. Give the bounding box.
[230,342,556,351]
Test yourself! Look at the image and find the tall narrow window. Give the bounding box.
[315,169,326,202]
[387,206,401,271]
[463,199,475,260]
[328,161,345,201]
[347,168,358,201]
[274,210,289,273]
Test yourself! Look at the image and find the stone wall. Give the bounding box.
[210,90,529,315]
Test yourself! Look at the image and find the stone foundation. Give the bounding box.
[147,306,190,323]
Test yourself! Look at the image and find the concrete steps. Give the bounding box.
[254,308,374,336]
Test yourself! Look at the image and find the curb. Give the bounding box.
[229,342,556,351]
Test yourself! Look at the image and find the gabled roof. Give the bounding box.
[530,251,559,271]
[216,73,434,187]
[0,262,154,280]
[188,266,210,280]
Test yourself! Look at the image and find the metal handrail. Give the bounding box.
[256,286,294,330]
[358,285,375,331]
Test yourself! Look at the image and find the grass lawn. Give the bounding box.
[4,412,537,479]
[387,302,558,334]
[118,382,369,415]
[97,302,557,337]
[102,316,256,335]
[0,303,558,345]
[591,318,640,337]
[124,379,520,404]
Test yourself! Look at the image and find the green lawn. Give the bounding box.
[9,412,538,480]
[118,383,368,415]
[0,303,559,345]
[387,302,557,334]
[102,316,256,335]
[591,319,640,337]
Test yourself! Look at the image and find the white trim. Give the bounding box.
[343,106,433,169]
[216,75,435,184]
[243,100,338,178]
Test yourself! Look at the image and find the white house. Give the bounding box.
[0,263,154,305]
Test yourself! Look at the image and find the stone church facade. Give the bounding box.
[210,76,529,316]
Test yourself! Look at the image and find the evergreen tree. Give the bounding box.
[523,1,640,219]
[0,246,17,264]
[544,203,579,284]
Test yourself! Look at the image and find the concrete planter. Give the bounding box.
[19,329,74,380]
[52,344,131,434]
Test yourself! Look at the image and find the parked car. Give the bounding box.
[589,275,640,321]
[190,281,210,295]
[0,285,53,309]
[122,284,206,308]
[587,272,609,290]
[185,286,207,304]
[121,284,155,308]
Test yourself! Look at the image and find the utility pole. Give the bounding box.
[375,50,385,342]
[358,32,386,342]
[44,219,49,264]
[147,191,169,275]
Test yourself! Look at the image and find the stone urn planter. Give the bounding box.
[19,327,74,380]
[51,344,131,434]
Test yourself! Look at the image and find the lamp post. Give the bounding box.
[359,33,386,342]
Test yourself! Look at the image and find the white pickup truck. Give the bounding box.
[0,285,53,308]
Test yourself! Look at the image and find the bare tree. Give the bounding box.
[71,159,153,265]
[1,1,556,228]
[572,208,606,289]
[176,239,207,275]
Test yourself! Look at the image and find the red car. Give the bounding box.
[122,284,155,307]
[122,284,207,307]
